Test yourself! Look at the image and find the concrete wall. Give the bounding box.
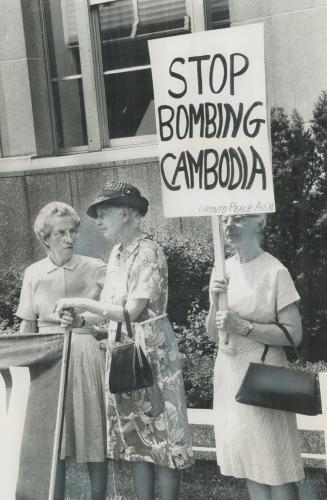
[0,158,212,271]
[229,0,327,122]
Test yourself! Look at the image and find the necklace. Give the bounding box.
[120,233,147,259]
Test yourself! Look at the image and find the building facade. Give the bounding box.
[0,0,326,267]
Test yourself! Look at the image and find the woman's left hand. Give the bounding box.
[215,310,247,336]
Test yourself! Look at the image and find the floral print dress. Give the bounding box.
[100,235,193,469]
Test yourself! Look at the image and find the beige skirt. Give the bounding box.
[213,345,305,485]
[60,333,106,463]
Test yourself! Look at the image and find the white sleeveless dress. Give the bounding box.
[213,252,305,485]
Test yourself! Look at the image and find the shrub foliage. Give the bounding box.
[159,237,213,325]
[0,268,22,333]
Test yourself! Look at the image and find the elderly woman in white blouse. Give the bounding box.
[16,202,108,500]
[207,214,304,500]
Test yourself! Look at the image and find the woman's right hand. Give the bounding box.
[59,308,83,329]
[209,278,228,303]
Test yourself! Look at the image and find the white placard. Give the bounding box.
[149,24,275,217]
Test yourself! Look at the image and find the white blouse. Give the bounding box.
[16,254,106,329]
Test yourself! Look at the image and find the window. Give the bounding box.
[205,0,230,30]
[43,0,88,150]
[98,0,192,142]
[43,0,230,152]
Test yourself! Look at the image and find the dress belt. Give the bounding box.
[38,326,93,334]
[132,314,168,352]
[136,313,167,326]
[109,313,167,345]
[109,314,167,330]
[219,344,264,356]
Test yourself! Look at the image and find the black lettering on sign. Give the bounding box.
[209,54,228,94]
[167,53,251,98]
[156,102,264,141]
[246,146,266,189]
[188,55,211,95]
[230,53,249,95]
[161,153,180,190]
[160,147,267,191]
[158,105,174,141]
[168,58,187,99]
[243,101,265,137]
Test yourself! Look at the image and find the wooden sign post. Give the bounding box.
[211,215,229,343]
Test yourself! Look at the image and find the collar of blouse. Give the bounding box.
[46,254,79,273]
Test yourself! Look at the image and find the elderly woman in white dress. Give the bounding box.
[16,202,108,500]
[207,214,304,500]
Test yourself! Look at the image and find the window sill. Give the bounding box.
[0,142,160,175]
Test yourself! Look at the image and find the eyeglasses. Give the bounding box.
[222,215,259,224]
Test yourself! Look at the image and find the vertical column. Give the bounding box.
[20,0,55,155]
[0,0,54,157]
[0,0,36,156]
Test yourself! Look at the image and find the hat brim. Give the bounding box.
[87,195,149,219]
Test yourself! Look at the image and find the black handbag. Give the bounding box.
[235,324,321,416]
[109,308,154,394]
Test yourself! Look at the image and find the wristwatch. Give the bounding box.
[245,321,254,337]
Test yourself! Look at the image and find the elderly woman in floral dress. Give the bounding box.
[56,181,193,500]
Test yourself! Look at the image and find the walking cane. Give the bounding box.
[48,309,73,500]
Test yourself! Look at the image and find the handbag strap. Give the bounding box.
[113,238,145,343]
[276,323,300,358]
[261,323,300,362]
[261,345,270,362]
[115,307,134,342]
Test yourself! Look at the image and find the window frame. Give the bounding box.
[43,0,227,154]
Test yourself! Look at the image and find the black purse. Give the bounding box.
[235,324,321,416]
[109,308,154,394]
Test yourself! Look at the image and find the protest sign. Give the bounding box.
[149,23,275,218]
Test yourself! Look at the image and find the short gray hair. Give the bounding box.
[34,202,80,245]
